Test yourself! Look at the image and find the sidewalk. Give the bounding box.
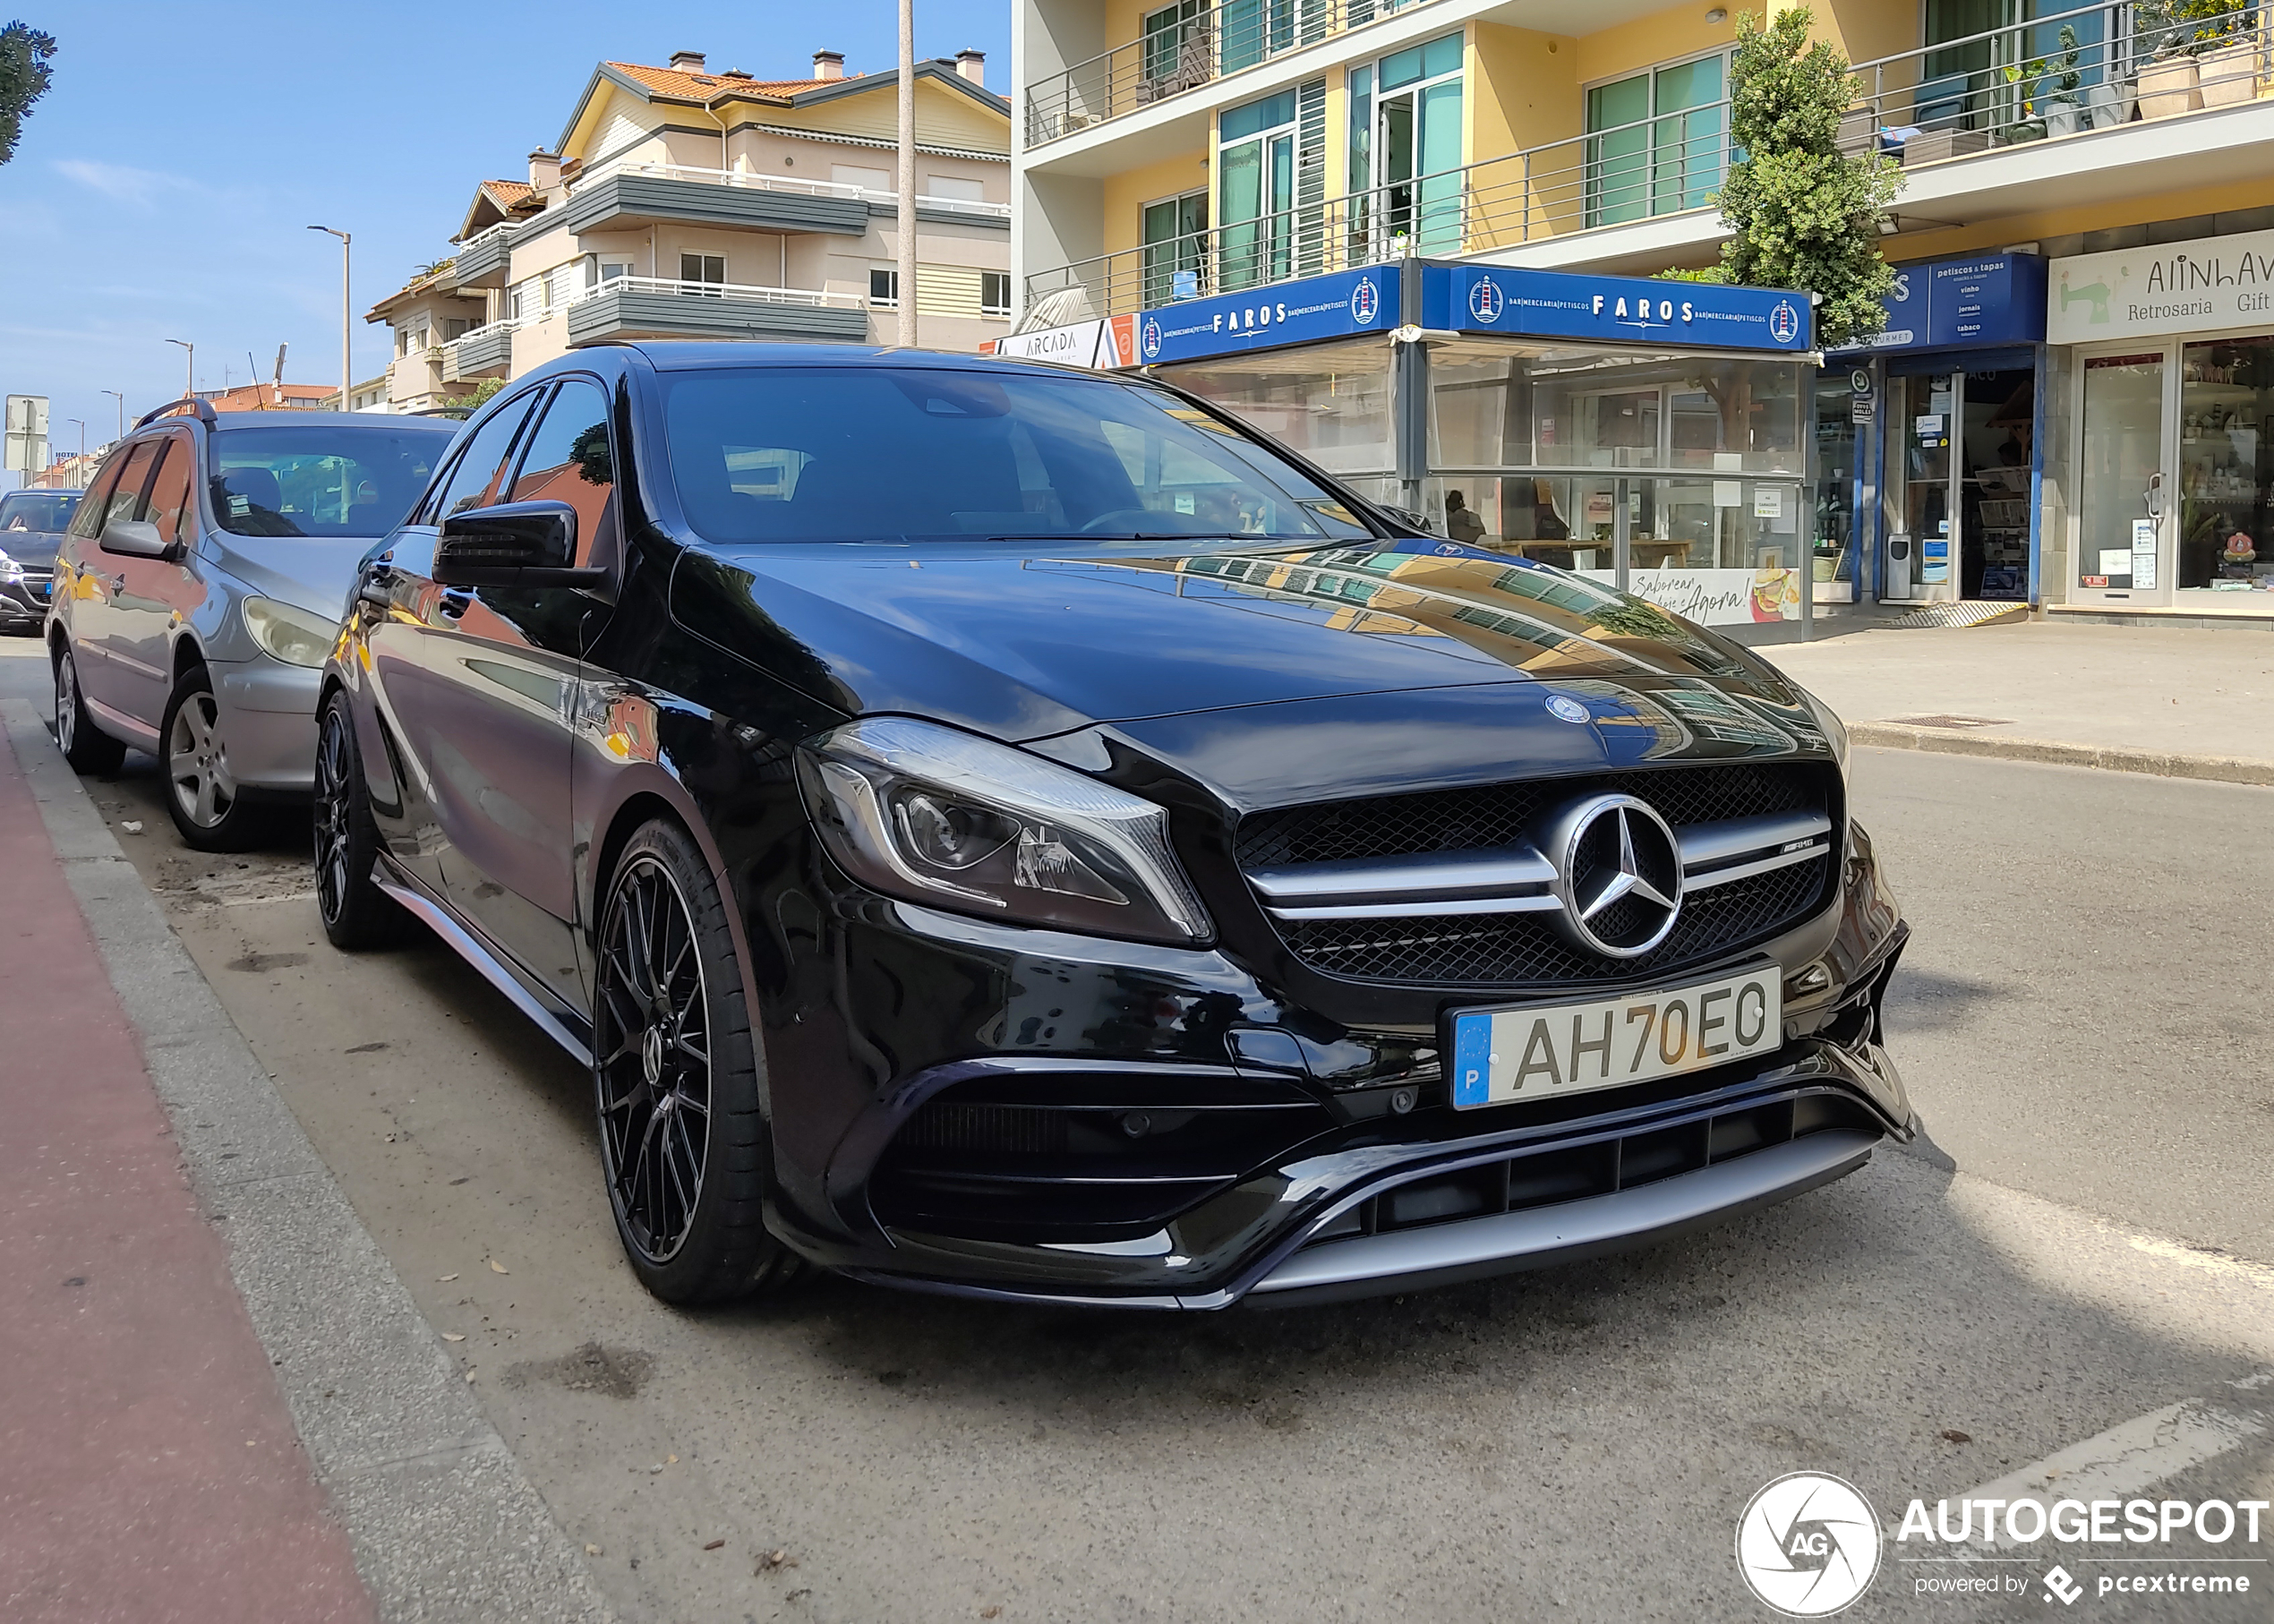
[1757,619,2274,785]
[0,723,375,1621]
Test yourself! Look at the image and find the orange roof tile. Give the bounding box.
[604,61,825,101]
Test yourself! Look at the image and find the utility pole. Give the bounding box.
[99,390,124,441]
[896,0,918,347]
[309,226,352,408]
[166,338,193,400]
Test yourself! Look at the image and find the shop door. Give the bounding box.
[1962,369,2033,600]
[2073,350,2170,606]
[1885,372,1961,601]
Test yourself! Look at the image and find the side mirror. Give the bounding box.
[434,500,605,588]
[99,517,171,560]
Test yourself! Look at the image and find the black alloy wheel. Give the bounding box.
[594,818,797,1304]
[53,642,125,774]
[312,693,409,950]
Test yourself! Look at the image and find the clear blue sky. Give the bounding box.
[0,0,1009,483]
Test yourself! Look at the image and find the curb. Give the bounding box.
[1848,722,2274,788]
[2,701,618,1624]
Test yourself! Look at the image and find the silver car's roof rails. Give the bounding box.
[133,397,221,430]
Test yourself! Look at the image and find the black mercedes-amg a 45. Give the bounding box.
[317,343,1911,1309]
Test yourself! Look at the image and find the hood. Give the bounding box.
[206,533,383,621]
[677,537,1807,747]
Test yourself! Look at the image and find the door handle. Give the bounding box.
[110,574,126,595]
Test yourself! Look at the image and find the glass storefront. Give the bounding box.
[2178,336,2272,594]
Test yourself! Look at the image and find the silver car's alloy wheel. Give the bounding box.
[55,649,78,755]
[167,690,238,829]
[595,854,713,1266]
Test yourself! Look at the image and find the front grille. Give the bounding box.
[1235,764,1819,868]
[1236,764,1837,987]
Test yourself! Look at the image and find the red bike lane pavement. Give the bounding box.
[0,725,375,1623]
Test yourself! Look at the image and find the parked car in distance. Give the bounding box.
[318,343,1912,1312]
[0,489,81,636]
[47,400,457,849]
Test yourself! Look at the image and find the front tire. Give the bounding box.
[53,643,126,774]
[594,818,798,1305]
[313,691,410,950]
[160,666,264,851]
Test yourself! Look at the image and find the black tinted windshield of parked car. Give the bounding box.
[662,367,1378,547]
[209,426,454,539]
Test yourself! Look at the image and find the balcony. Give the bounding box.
[1026,0,2274,310]
[563,275,869,345]
[563,160,872,237]
[1026,0,1438,147]
[454,220,517,289]
[441,321,515,381]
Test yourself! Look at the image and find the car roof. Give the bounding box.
[612,340,1130,382]
[204,411,458,430]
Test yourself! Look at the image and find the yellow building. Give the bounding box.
[1013,0,2274,623]
[371,47,1015,413]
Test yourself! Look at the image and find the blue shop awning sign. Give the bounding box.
[1425,263,1813,352]
[1135,265,1398,364]
[1834,252,2047,354]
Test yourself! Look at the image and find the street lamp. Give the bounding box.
[99,389,124,441]
[166,338,194,400]
[64,418,85,487]
[308,225,352,410]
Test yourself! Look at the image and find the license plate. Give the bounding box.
[1449,965,1782,1109]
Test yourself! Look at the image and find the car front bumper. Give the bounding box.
[755,825,1912,1311]
[0,576,49,627]
[213,658,324,791]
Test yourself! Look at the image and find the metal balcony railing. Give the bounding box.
[1024,0,1442,145]
[1024,0,2270,323]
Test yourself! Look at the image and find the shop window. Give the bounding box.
[2178,336,2273,594]
[1585,52,1730,227]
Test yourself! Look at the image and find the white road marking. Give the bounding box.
[2125,1234,2274,1295]
[1956,1399,2267,1549]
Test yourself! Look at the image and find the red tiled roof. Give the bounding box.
[604,61,827,101]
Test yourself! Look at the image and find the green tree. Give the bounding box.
[0,21,56,167]
[1713,8,1902,348]
[440,377,505,413]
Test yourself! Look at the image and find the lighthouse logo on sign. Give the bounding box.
[1349,276,1381,326]
[1770,300,1801,344]
[1141,314,1164,360]
[1466,278,1504,325]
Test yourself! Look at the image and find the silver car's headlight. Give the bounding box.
[795,716,1212,944]
[0,551,21,584]
[242,596,337,668]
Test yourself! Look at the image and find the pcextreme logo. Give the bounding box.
[1737,1474,1883,1616]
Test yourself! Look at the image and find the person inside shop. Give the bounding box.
[1444,489,1487,545]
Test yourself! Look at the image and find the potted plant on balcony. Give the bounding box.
[2135,0,2206,116]
[2040,27,2088,134]
[2184,0,2260,105]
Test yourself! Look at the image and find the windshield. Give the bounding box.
[210,425,453,539]
[661,366,1378,547]
[1,491,80,534]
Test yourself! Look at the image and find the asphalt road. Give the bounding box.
[5,635,2271,1622]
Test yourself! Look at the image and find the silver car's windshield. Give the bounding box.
[210,426,453,539]
[661,366,1379,547]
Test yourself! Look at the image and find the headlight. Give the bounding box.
[795,716,1212,945]
[1796,682,1849,772]
[242,596,337,668]
[0,551,21,584]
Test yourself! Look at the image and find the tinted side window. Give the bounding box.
[144,437,195,549]
[507,378,615,566]
[102,440,163,529]
[432,394,541,519]
[66,454,132,539]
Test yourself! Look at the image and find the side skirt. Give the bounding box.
[372,859,594,1068]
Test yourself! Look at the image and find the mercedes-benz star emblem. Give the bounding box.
[1542,793,1684,958]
